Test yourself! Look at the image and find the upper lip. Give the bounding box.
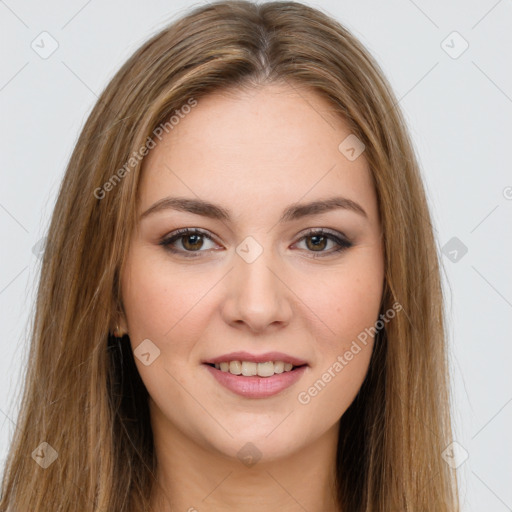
[203,351,308,366]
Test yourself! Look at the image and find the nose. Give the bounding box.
[221,242,293,333]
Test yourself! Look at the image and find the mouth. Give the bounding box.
[202,351,309,399]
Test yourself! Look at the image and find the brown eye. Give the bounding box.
[159,228,218,257]
[305,234,329,251]
[181,233,204,251]
[296,229,352,258]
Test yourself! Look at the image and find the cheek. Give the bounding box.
[121,249,212,343]
[334,276,383,345]
[298,253,383,352]
[120,252,208,409]
[295,278,380,424]
[293,251,383,418]
[121,266,170,340]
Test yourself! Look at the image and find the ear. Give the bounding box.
[118,314,128,335]
[111,296,128,336]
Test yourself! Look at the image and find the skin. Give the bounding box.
[118,82,384,511]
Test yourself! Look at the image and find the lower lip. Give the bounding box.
[204,364,308,399]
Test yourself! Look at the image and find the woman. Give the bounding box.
[0,1,459,510]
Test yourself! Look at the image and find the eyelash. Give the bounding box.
[159,228,353,259]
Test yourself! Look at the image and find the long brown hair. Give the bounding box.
[0,1,459,510]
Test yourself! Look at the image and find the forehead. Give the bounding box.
[138,83,377,223]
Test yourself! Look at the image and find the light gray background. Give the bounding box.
[1,0,511,509]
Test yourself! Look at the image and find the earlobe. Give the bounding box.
[112,317,128,338]
[111,297,129,337]
[112,324,127,338]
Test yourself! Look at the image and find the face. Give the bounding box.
[119,82,384,463]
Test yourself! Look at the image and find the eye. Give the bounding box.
[160,227,352,259]
[294,228,353,258]
[159,228,219,258]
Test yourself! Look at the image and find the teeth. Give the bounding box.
[241,361,257,376]
[229,361,242,375]
[213,360,298,377]
[257,361,274,377]
[274,361,284,374]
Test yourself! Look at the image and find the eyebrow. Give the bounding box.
[139,195,367,222]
